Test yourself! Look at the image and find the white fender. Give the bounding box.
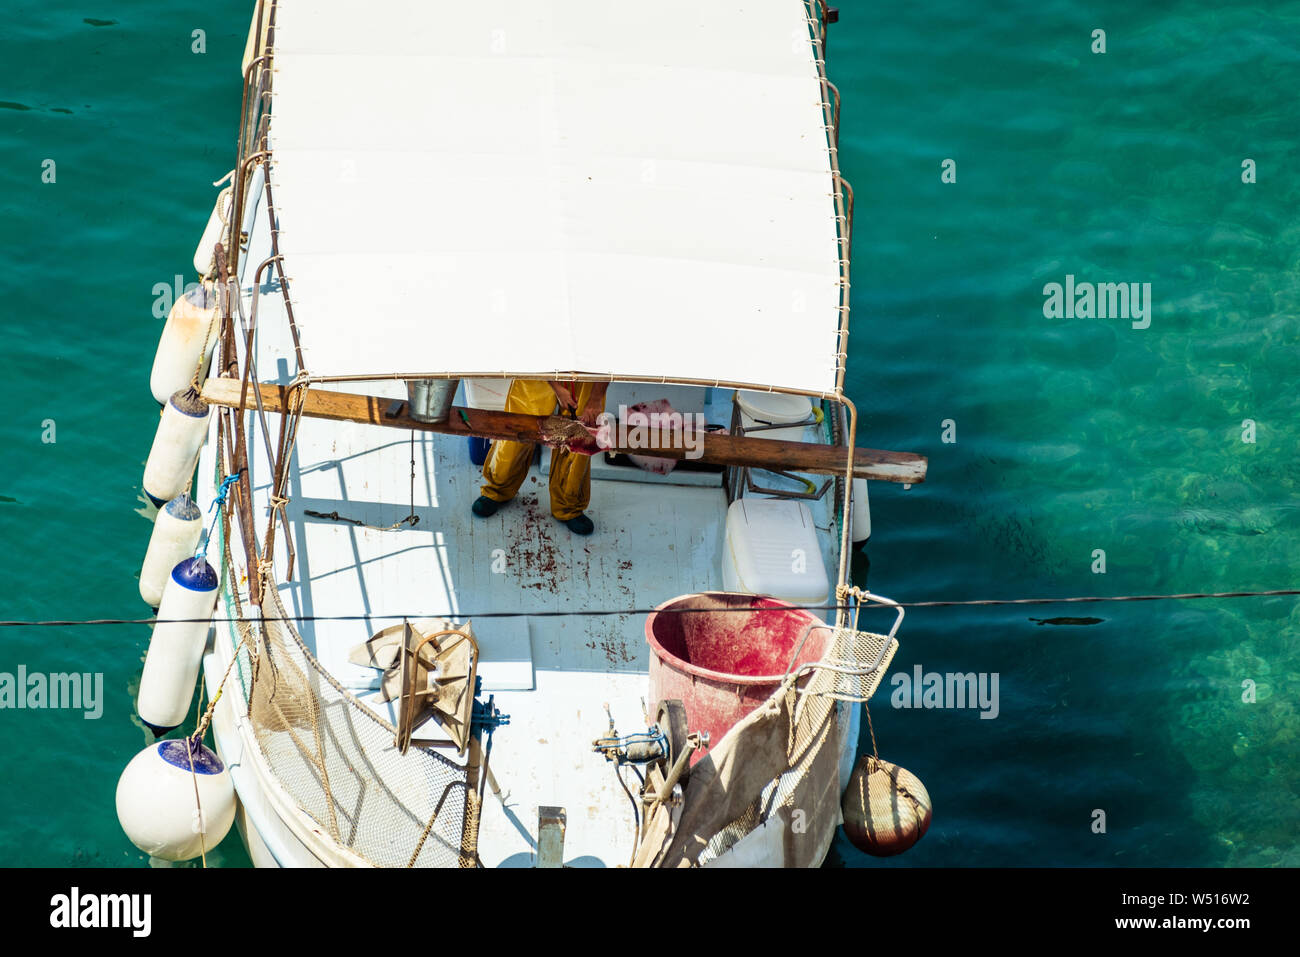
[139,494,204,609]
[193,187,233,279]
[150,282,218,406]
[115,737,236,861]
[137,557,219,735]
[142,388,211,507]
[851,478,871,543]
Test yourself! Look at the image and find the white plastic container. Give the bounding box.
[735,390,813,442]
[721,497,830,604]
[464,378,512,411]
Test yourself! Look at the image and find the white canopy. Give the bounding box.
[266,0,844,395]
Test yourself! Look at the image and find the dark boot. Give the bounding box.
[472,496,501,518]
[561,513,594,536]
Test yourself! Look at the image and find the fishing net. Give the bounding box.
[256,584,476,867]
[217,517,478,867]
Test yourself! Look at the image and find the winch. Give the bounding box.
[592,721,669,765]
[593,700,709,826]
[592,699,698,767]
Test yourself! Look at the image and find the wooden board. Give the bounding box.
[200,377,927,484]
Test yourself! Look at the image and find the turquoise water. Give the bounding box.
[1,2,1296,868]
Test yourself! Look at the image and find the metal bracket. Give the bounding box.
[536,806,566,868]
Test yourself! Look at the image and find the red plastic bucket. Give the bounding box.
[645,592,832,763]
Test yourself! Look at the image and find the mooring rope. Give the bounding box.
[183,733,209,869]
[194,472,242,562]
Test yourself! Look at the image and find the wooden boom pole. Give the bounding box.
[201,378,927,485]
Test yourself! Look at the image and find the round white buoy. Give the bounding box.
[138,494,204,609]
[841,756,932,857]
[137,557,219,735]
[150,282,218,406]
[115,737,235,861]
[142,388,211,508]
[851,478,871,544]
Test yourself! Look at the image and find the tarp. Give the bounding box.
[266,0,844,394]
[632,676,842,868]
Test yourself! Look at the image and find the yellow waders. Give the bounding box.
[480,379,595,521]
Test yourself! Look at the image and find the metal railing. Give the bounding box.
[802,0,854,399]
[213,0,310,603]
[800,0,859,614]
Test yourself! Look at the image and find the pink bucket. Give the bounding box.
[645,592,831,763]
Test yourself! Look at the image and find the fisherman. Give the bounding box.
[471,379,609,535]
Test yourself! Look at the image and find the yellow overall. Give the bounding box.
[480,379,596,521]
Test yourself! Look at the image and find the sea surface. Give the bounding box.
[0,1,1296,868]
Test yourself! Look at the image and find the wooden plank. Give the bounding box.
[200,377,927,484]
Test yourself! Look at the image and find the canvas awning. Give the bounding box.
[265,0,845,395]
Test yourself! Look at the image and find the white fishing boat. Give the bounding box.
[123,0,932,868]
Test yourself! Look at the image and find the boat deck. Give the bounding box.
[274,412,733,680]
[245,402,836,865]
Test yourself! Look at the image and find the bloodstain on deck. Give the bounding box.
[510,492,562,591]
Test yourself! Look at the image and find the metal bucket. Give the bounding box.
[405,378,459,423]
